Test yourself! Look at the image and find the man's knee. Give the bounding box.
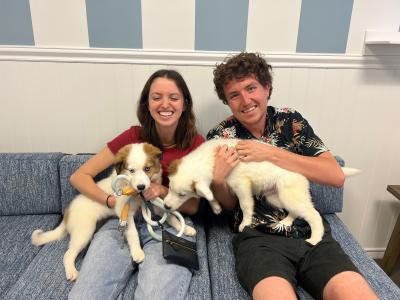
[252,276,297,300]
[323,271,378,300]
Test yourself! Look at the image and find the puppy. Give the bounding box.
[31,143,196,281]
[164,138,359,245]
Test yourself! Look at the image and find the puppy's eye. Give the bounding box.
[178,192,186,197]
[144,166,151,172]
[128,168,135,174]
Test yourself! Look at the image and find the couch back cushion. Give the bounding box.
[0,153,64,215]
[310,156,345,214]
[59,154,112,211]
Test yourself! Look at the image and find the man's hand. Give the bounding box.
[236,140,276,162]
[213,145,240,183]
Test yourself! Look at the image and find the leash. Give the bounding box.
[111,174,186,242]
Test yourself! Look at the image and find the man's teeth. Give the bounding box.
[243,106,256,113]
[159,111,173,116]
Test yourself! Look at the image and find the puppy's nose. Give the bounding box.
[137,184,146,191]
[164,204,171,210]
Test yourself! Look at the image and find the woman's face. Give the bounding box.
[148,77,185,131]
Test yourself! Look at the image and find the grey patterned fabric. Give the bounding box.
[0,214,61,298]
[325,214,400,300]
[0,153,64,215]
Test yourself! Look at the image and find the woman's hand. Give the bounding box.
[236,140,276,162]
[213,145,240,184]
[142,182,168,200]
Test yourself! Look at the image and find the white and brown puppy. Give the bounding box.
[31,143,195,281]
[164,138,359,246]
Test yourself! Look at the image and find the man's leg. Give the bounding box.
[253,276,297,300]
[323,271,378,300]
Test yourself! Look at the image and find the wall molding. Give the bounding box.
[365,248,386,259]
[1,46,400,69]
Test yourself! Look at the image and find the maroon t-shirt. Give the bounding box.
[107,126,204,185]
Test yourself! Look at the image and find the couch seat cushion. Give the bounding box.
[0,214,60,297]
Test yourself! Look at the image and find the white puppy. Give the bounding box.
[164,138,359,246]
[32,143,196,281]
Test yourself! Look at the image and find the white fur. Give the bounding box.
[31,143,196,281]
[164,138,359,246]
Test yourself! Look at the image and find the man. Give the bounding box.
[207,52,377,300]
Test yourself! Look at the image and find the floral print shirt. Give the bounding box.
[206,106,329,238]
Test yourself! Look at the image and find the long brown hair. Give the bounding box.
[137,69,197,149]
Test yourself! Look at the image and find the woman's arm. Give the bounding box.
[69,147,117,207]
[236,141,344,187]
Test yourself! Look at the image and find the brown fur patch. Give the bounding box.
[63,207,70,224]
[114,144,132,174]
[143,143,162,178]
[168,159,181,176]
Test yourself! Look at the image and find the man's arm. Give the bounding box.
[236,140,344,187]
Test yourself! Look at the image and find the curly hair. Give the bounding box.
[137,69,197,150]
[213,52,273,104]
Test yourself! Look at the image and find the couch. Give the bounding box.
[0,153,399,299]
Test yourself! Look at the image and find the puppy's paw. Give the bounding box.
[305,237,320,246]
[131,248,145,263]
[184,225,197,237]
[238,223,248,232]
[65,267,79,281]
[31,229,44,246]
[211,202,222,215]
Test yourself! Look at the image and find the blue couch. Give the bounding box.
[0,153,399,299]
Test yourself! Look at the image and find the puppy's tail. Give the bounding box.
[31,219,67,246]
[342,167,361,178]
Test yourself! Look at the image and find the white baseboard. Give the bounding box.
[365,248,386,259]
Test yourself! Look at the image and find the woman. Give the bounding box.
[68,69,204,300]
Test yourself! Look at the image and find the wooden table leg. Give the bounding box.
[380,214,400,274]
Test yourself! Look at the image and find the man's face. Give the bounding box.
[223,75,270,131]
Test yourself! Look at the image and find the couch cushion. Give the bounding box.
[59,154,112,212]
[0,153,64,215]
[0,214,61,298]
[324,214,400,300]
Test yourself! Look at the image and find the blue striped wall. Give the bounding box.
[0,0,354,54]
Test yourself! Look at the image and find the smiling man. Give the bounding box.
[207,52,378,300]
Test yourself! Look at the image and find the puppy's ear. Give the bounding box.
[114,144,132,174]
[168,159,181,176]
[143,143,163,161]
[194,181,214,201]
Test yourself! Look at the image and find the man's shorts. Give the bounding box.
[232,220,360,300]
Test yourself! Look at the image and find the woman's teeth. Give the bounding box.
[243,106,256,113]
[159,111,173,116]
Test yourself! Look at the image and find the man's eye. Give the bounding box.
[144,167,151,172]
[229,94,238,100]
[128,169,135,174]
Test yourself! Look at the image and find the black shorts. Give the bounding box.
[232,220,360,300]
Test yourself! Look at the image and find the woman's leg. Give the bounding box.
[69,218,135,300]
[134,221,194,300]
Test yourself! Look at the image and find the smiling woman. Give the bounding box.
[67,69,204,300]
